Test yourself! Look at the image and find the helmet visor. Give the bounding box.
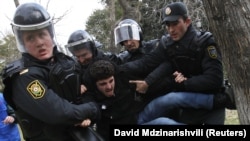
[114,24,140,45]
[11,18,55,53]
[65,38,92,54]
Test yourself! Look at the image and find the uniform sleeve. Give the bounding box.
[145,62,173,86]
[116,51,130,64]
[120,40,167,75]
[184,41,223,92]
[6,104,18,123]
[106,52,124,65]
[12,70,100,125]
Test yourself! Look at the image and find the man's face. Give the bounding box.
[73,48,93,65]
[165,17,191,41]
[96,76,115,97]
[122,39,140,53]
[22,29,54,60]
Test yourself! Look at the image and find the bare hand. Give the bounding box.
[173,71,187,83]
[129,80,148,94]
[3,116,15,124]
[75,119,91,127]
[80,84,87,94]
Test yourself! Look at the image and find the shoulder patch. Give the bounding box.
[27,80,45,99]
[207,46,217,59]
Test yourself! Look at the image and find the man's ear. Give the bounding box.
[185,18,192,26]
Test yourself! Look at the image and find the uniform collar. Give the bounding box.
[174,24,197,48]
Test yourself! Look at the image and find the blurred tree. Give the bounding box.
[203,0,250,124]
[0,32,20,90]
[86,9,112,52]
[86,0,207,53]
[0,33,20,65]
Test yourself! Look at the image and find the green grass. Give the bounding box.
[224,109,240,124]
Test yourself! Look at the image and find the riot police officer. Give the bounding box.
[115,18,159,64]
[65,30,121,73]
[115,18,174,102]
[1,2,100,140]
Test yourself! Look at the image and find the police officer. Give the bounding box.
[1,3,100,140]
[121,2,235,125]
[115,19,159,63]
[65,30,120,67]
[115,19,174,101]
[65,30,122,94]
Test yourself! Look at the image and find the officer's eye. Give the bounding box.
[75,54,86,59]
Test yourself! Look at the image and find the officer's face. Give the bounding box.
[122,39,140,53]
[165,17,191,41]
[96,76,115,97]
[22,29,54,60]
[73,48,93,65]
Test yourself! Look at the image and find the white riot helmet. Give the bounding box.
[114,19,142,45]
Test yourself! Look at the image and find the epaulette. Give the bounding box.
[194,31,213,47]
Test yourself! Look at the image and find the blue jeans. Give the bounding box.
[137,92,214,125]
[141,117,185,125]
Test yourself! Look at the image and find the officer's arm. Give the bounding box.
[120,41,166,75]
[12,75,100,125]
[6,104,18,123]
[144,61,173,86]
[184,44,223,92]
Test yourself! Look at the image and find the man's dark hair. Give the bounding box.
[89,60,115,81]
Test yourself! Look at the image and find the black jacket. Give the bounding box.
[2,47,100,141]
[119,39,174,100]
[82,60,144,141]
[118,39,160,77]
[121,25,223,94]
[118,39,159,63]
